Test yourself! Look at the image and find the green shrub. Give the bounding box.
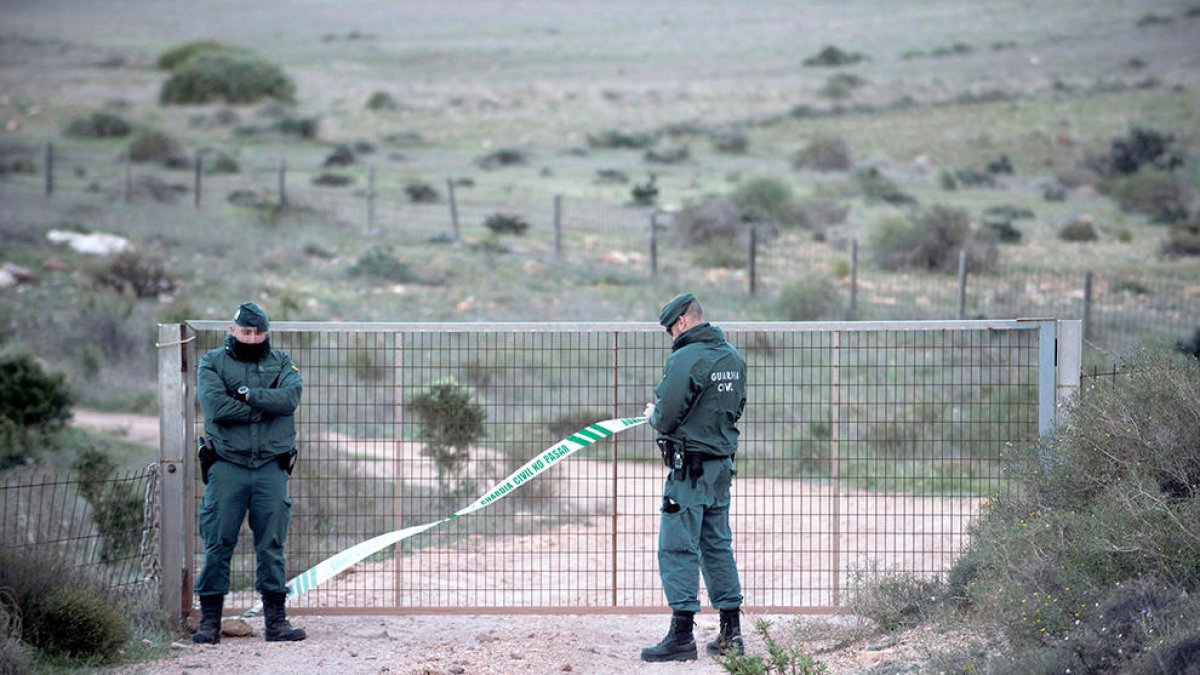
[348,245,422,283]
[818,72,865,99]
[675,198,753,247]
[64,112,131,138]
[1058,218,1098,242]
[717,618,829,674]
[1163,221,1200,256]
[870,205,995,273]
[410,379,486,487]
[156,39,244,70]
[405,180,440,203]
[72,446,144,561]
[630,174,659,206]
[802,45,867,67]
[853,167,915,205]
[0,351,73,431]
[1104,170,1193,223]
[127,129,184,164]
[644,144,690,164]
[949,350,1200,657]
[1136,12,1173,27]
[366,91,397,111]
[27,585,127,661]
[0,416,43,470]
[474,148,528,170]
[1088,127,1183,176]
[312,172,353,187]
[204,152,240,174]
[160,51,296,105]
[692,241,747,269]
[88,249,176,299]
[276,115,320,138]
[775,275,839,321]
[733,177,799,227]
[792,136,851,172]
[710,130,748,154]
[587,128,659,149]
[849,566,945,633]
[483,213,530,236]
[796,198,849,229]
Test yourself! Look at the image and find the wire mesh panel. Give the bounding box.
[183,320,1042,613]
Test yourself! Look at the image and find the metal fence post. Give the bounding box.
[277,157,287,208]
[649,210,659,277]
[44,142,54,196]
[367,166,379,236]
[553,194,563,260]
[447,179,460,240]
[193,151,203,208]
[123,153,133,204]
[1082,271,1093,343]
[1036,319,1057,438]
[157,323,193,626]
[748,226,758,295]
[849,238,858,318]
[1056,319,1082,425]
[955,249,968,319]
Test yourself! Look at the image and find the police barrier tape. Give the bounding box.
[242,416,647,617]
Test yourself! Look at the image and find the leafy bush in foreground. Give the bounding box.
[160,51,295,105]
[870,205,996,274]
[156,39,244,70]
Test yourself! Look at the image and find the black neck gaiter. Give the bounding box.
[229,335,271,362]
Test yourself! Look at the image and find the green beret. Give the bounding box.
[233,302,270,331]
[658,292,695,328]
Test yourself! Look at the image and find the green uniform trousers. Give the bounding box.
[194,459,293,596]
[657,456,743,613]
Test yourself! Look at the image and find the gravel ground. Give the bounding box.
[114,613,972,675]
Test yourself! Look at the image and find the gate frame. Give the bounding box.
[157,319,1081,622]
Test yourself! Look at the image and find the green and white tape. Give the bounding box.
[242,416,646,617]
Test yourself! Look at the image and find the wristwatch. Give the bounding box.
[237,386,250,402]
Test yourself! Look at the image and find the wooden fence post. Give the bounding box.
[553,194,563,259]
[955,249,968,319]
[649,210,659,277]
[446,179,460,240]
[849,238,858,318]
[1082,270,1094,343]
[277,157,287,208]
[44,142,54,196]
[748,226,758,295]
[366,166,379,236]
[192,151,202,208]
[123,153,133,204]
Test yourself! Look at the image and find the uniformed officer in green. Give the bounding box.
[640,292,747,662]
[192,302,306,644]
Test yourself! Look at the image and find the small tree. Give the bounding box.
[410,379,486,488]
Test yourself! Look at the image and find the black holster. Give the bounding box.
[197,436,217,485]
[277,448,298,475]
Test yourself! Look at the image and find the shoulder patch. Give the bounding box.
[291,364,300,372]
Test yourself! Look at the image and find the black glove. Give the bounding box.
[197,436,217,485]
[277,448,298,475]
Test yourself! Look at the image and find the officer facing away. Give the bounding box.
[192,302,306,644]
[641,292,747,662]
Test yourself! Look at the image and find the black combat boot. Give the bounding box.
[640,611,697,662]
[191,594,224,644]
[706,608,744,656]
[262,591,307,642]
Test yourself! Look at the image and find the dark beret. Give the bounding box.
[658,292,695,328]
[233,302,270,331]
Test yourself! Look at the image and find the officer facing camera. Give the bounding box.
[192,301,305,645]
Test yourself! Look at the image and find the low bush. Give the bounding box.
[792,136,852,172]
[586,128,659,149]
[819,72,866,99]
[204,152,240,174]
[474,147,528,170]
[160,51,296,105]
[348,244,422,283]
[674,198,756,247]
[276,115,319,138]
[630,174,659,205]
[64,112,131,138]
[366,91,397,111]
[710,130,748,154]
[127,129,184,165]
[410,379,486,487]
[849,566,945,633]
[802,45,867,67]
[644,144,690,164]
[796,198,849,229]
[0,351,73,432]
[72,446,144,561]
[870,205,996,273]
[1104,169,1193,223]
[949,350,1200,658]
[1058,218,1098,242]
[312,172,353,187]
[156,39,243,70]
[854,167,916,205]
[717,618,829,674]
[483,213,530,236]
[1087,127,1183,177]
[405,180,440,203]
[89,249,176,299]
[692,241,747,269]
[1163,221,1200,256]
[732,177,800,227]
[775,275,840,321]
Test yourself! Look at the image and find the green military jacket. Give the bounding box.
[198,335,303,468]
[649,322,747,458]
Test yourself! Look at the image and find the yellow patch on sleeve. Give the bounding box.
[291,364,300,372]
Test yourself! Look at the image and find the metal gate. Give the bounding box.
[156,319,1080,618]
